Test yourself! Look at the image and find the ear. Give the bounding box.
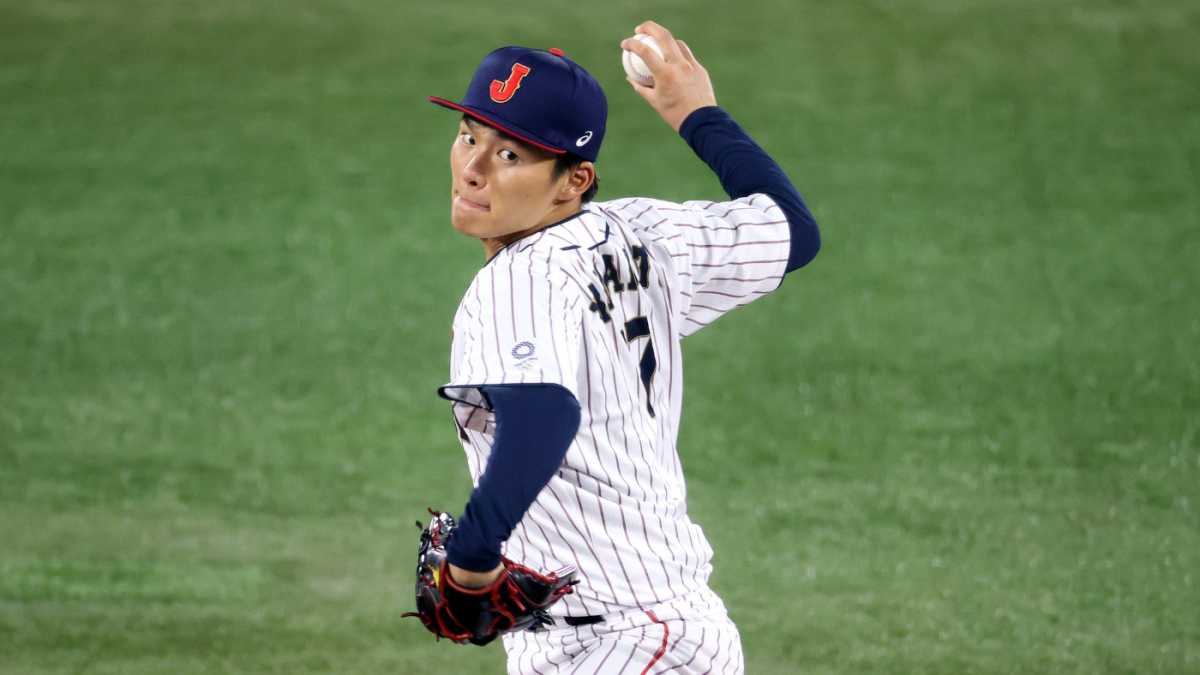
[556,161,596,202]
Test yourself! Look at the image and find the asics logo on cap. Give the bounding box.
[576,131,593,147]
[490,63,531,103]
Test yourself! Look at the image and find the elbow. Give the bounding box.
[786,213,821,273]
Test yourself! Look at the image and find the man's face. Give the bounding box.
[449,118,567,241]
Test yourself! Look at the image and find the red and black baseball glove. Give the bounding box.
[402,509,577,646]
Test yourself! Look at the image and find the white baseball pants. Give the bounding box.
[502,586,744,675]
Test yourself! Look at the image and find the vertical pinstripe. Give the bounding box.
[443,195,785,662]
[501,586,743,674]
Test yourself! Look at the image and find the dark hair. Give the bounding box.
[553,152,600,204]
[461,114,599,204]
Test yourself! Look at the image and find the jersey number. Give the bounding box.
[623,316,657,418]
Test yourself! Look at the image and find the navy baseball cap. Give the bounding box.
[430,46,607,162]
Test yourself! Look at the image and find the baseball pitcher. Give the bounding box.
[404,21,820,674]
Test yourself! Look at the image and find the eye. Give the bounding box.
[498,149,518,162]
[459,133,475,145]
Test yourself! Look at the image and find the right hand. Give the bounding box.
[621,21,718,132]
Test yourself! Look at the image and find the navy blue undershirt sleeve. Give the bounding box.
[445,384,581,572]
[679,106,820,272]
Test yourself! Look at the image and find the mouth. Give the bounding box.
[454,195,490,212]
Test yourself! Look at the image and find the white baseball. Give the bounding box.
[622,34,663,87]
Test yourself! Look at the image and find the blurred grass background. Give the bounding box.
[1,0,1197,673]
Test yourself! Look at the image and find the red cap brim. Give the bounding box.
[429,97,566,155]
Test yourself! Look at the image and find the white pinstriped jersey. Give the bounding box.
[441,193,790,616]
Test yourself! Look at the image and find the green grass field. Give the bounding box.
[2,0,1197,672]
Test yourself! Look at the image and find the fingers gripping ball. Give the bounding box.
[402,510,578,646]
[623,34,664,87]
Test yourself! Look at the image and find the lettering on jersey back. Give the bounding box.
[586,283,612,323]
[586,244,653,322]
[630,245,650,289]
[601,254,625,294]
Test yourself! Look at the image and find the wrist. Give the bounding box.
[678,106,729,142]
[447,562,505,589]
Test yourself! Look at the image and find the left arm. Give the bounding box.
[446,384,581,587]
[438,265,586,586]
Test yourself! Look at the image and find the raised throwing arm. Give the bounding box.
[623,21,820,272]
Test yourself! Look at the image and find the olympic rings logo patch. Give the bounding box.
[511,341,539,371]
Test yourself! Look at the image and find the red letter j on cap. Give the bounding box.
[490,64,531,103]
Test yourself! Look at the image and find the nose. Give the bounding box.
[461,149,487,189]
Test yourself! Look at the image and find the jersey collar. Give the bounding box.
[485,209,590,266]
